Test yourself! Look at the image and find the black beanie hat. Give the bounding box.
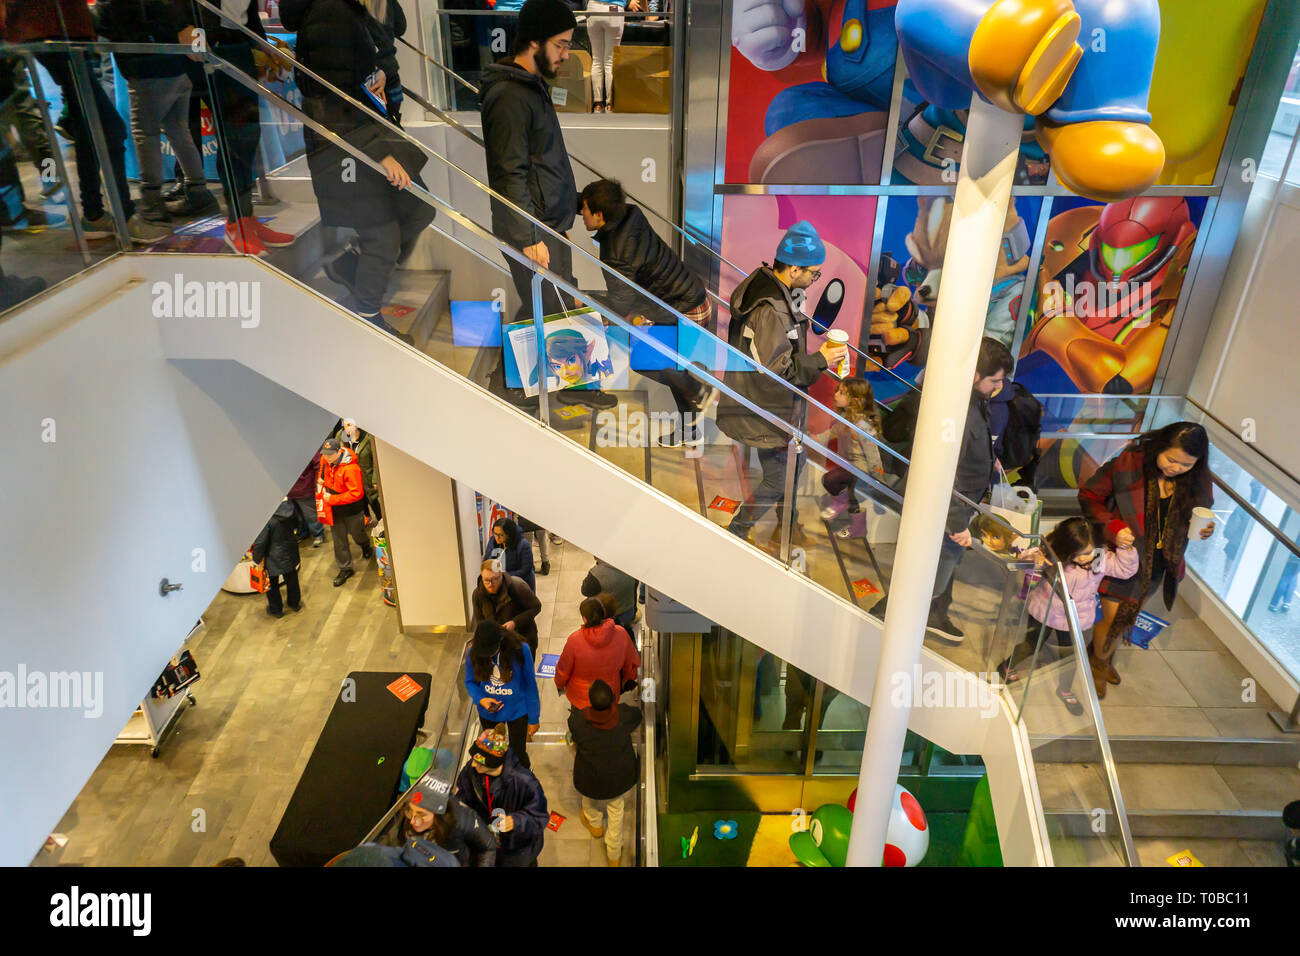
[517,0,577,47]
[471,620,504,659]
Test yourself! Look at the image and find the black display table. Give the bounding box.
[270,671,432,867]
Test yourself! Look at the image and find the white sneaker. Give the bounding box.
[820,506,840,520]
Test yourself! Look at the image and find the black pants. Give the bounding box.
[266,569,300,614]
[646,368,704,415]
[479,711,530,769]
[204,40,261,222]
[337,195,436,313]
[1003,620,1075,691]
[822,466,862,513]
[35,52,134,222]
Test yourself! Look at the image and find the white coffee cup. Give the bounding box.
[826,329,850,378]
[1189,506,1216,538]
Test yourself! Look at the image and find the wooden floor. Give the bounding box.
[31,527,641,867]
[33,532,469,867]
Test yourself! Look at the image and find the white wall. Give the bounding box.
[1189,175,1300,479]
[373,439,468,630]
[0,262,338,866]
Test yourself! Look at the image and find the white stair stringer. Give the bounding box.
[2,254,1052,865]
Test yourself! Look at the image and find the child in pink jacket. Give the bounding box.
[999,516,1138,714]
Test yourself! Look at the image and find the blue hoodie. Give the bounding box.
[464,642,541,725]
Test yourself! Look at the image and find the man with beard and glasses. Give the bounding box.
[479,0,616,414]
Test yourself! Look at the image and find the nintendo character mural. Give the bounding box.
[865,195,1042,403]
[891,80,1052,186]
[727,0,900,184]
[1015,194,1205,490]
[718,194,878,430]
[1016,195,1204,397]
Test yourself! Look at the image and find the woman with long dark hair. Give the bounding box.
[1079,422,1215,698]
[463,621,540,767]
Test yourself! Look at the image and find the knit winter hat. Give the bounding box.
[471,724,509,770]
[517,0,577,46]
[776,220,826,268]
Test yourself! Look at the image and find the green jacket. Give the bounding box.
[335,427,377,500]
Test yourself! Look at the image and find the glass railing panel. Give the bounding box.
[0,46,132,317]
[418,3,676,116]
[1014,569,1133,866]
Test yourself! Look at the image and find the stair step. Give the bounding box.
[1048,833,1289,867]
[300,263,451,352]
[1031,734,1300,766]
[1035,760,1300,841]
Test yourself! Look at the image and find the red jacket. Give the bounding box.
[2,0,95,41]
[317,448,364,525]
[554,619,640,711]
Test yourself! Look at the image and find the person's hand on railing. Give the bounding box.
[178,26,204,61]
[949,529,973,548]
[523,241,551,270]
[380,156,411,189]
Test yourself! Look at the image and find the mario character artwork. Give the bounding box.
[1017,195,1202,396]
[895,0,1165,203]
[893,92,1051,186]
[728,0,899,184]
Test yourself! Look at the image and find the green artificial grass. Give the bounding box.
[658,812,762,866]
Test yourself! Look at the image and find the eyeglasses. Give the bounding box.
[800,268,823,282]
[550,39,571,52]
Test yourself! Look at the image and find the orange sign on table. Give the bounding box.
[709,496,740,514]
[851,578,880,598]
[386,674,424,702]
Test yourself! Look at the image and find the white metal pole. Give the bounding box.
[845,93,1023,866]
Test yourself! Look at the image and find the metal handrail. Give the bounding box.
[395,32,919,393]
[1054,559,1138,867]
[172,2,922,456]
[637,622,659,868]
[1210,473,1300,560]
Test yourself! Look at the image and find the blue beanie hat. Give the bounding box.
[776,220,826,268]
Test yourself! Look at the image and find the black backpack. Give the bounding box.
[1001,382,1044,471]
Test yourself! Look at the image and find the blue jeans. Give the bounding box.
[289,496,323,539]
[1271,555,1300,608]
[728,444,804,538]
[931,532,965,618]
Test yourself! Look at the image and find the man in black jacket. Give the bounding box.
[717,221,847,554]
[874,336,1010,643]
[471,560,543,657]
[94,0,214,235]
[580,178,715,441]
[480,0,614,410]
[284,0,432,338]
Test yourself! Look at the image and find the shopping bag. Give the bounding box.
[988,473,1039,537]
[315,478,332,526]
[249,562,269,593]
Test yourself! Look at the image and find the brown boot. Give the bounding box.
[579,814,604,839]
[1105,661,1121,686]
[765,507,809,553]
[1088,653,1108,700]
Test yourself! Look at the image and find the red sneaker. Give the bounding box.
[252,217,295,248]
[224,219,268,257]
